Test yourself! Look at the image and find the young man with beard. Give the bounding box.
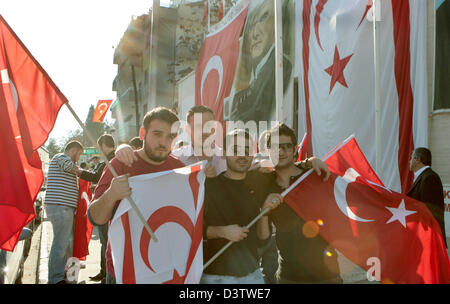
[115,105,226,178]
[201,129,283,284]
[264,123,342,284]
[87,107,185,284]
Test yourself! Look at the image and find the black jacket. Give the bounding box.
[80,151,115,184]
[407,167,447,247]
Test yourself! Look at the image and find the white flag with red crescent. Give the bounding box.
[109,162,206,284]
[297,0,428,193]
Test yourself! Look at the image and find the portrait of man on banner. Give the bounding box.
[228,0,294,125]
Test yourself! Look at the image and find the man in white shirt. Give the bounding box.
[115,105,226,177]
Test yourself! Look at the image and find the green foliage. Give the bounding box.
[46,138,61,159]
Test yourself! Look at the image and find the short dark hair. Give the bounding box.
[224,129,252,151]
[97,134,115,149]
[80,162,87,169]
[143,107,179,131]
[128,136,143,149]
[186,105,215,123]
[414,147,432,166]
[64,140,83,152]
[266,123,297,149]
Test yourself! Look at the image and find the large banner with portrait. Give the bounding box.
[196,0,295,130]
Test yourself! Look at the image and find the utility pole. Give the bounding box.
[149,0,160,109]
[131,65,140,136]
[274,0,284,123]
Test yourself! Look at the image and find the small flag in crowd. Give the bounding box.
[283,136,450,283]
[92,99,113,123]
[0,15,66,251]
[218,0,224,20]
[109,163,206,284]
[73,179,94,260]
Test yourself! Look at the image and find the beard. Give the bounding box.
[144,142,171,163]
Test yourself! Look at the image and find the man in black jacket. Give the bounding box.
[408,147,447,248]
[80,134,116,282]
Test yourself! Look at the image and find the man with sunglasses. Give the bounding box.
[264,123,342,284]
[201,129,283,284]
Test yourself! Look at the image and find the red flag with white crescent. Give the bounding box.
[283,137,450,283]
[195,2,249,125]
[92,99,113,123]
[73,178,94,261]
[109,163,206,284]
[0,15,66,250]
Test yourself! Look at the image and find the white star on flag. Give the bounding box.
[386,200,416,228]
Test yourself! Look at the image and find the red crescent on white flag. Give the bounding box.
[139,206,194,274]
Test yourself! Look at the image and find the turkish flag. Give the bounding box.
[296,133,308,162]
[0,15,66,250]
[218,0,224,20]
[283,137,450,284]
[195,3,248,124]
[73,179,94,261]
[92,99,113,123]
[298,0,428,193]
[109,163,206,284]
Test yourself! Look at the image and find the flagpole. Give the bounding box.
[373,0,382,175]
[64,102,158,242]
[274,0,284,123]
[203,208,271,270]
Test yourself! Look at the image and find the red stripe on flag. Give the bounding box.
[189,170,200,209]
[391,0,415,193]
[121,213,136,284]
[301,0,314,157]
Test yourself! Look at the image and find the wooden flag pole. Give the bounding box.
[64,102,158,242]
[203,207,271,270]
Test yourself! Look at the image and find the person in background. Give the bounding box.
[79,134,116,283]
[408,147,447,248]
[128,136,143,150]
[44,140,84,284]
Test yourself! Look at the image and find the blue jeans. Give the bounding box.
[200,268,265,284]
[46,204,75,284]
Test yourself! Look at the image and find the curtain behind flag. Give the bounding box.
[109,163,206,284]
[283,137,450,283]
[195,0,249,127]
[297,0,428,193]
[73,179,93,261]
[0,15,66,250]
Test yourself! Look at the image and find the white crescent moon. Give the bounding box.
[81,192,90,203]
[1,69,19,111]
[200,55,223,105]
[98,103,108,115]
[333,168,374,222]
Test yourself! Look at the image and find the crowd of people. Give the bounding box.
[43,105,447,284]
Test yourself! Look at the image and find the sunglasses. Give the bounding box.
[269,143,294,152]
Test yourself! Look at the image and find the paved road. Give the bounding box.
[21,210,450,284]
